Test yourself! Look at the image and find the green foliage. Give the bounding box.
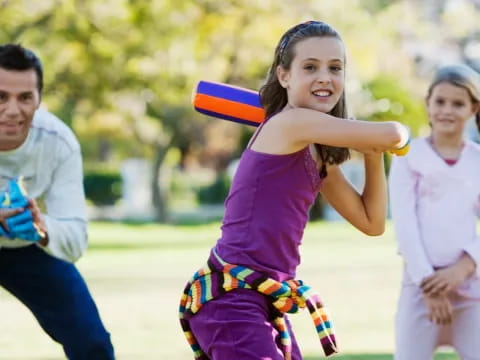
[360,0,400,14]
[83,169,122,206]
[234,127,255,158]
[364,74,427,136]
[3,0,476,219]
[196,172,231,204]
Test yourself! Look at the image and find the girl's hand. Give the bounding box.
[421,268,463,296]
[390,124,411,156]
[421,254,476,296]
[389,142,410,156]
[422,293,452,325]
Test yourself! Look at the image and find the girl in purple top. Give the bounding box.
[182,21,410,360]
[390,65,480,359]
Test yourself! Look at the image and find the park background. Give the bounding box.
[1,0,480,359]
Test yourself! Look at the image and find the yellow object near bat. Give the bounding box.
[389,138,411,156]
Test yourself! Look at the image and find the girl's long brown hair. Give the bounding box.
[259,21,350,178]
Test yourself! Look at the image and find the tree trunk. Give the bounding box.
[151,143,170,223]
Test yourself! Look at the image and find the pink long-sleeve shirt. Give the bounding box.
[389,137,480,299]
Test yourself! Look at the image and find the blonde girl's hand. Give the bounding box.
[422,293,453,325]
[421,254,476,296]
[421,268,463,296]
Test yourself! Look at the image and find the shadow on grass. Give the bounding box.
[92,214,223,226]
[87,220,219,251]
[304,353,457,360]
[87,241,209,251]
[304,355,392,360]
[0,358,64,360]
[93,219,219,226]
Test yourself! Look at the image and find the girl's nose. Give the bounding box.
[315,69,331,84]
[442,103,454,115]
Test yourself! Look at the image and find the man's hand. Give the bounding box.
[4,199,47,243]
[421,254,476,297]
[28,198,48,245]
[0,207,24,238]
[422,293,452,325]
[0,179,47,244]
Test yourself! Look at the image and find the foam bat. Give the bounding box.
[193,80,264,127]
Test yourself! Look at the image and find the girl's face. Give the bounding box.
[427,82,478,136]
[277,36,345,113]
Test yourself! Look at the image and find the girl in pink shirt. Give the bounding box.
[389,64,480,360]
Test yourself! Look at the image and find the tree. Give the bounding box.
[1,0,461,221]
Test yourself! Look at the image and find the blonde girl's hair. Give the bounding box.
[428,64,480,133]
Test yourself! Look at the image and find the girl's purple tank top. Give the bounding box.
[215,122,322,281]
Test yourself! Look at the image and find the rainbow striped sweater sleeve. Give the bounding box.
[179,249,337,359]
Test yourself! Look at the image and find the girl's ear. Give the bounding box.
[424,95,430,107]
[276,65,290,89]
[473,102,480,115]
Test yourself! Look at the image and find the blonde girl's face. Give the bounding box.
[427,82,479,136]
[277,36,345,113]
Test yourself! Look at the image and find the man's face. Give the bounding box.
[0,68,40,151]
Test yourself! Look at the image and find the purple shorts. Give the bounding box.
[189,288,302,360]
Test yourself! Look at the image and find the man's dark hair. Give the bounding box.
[0,44,43,95]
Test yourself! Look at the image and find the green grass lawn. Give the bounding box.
[0,221,459,359]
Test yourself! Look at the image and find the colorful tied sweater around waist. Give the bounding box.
[179,249,337,360]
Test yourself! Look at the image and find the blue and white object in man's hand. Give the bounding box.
[7,209,42,242]
[2,177,29,208]
[0,177,42,242]
[0,190,16,239]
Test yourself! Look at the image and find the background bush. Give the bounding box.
[196,172,231,205]
[83,170,122,206]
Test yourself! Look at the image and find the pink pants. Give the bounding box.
[189,288,302,360]
[395,284,480,360]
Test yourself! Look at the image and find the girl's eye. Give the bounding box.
[435,99,445,105]
[304,64,315,71]
[453,101,465,108]
[330,66,342,72]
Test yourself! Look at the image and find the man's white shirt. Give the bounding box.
[0,108,87,263]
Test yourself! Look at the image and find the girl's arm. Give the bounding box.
[320,152,387,236]
[389,155,435,285]
[256,108,409,154]
[462,236,480,278]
